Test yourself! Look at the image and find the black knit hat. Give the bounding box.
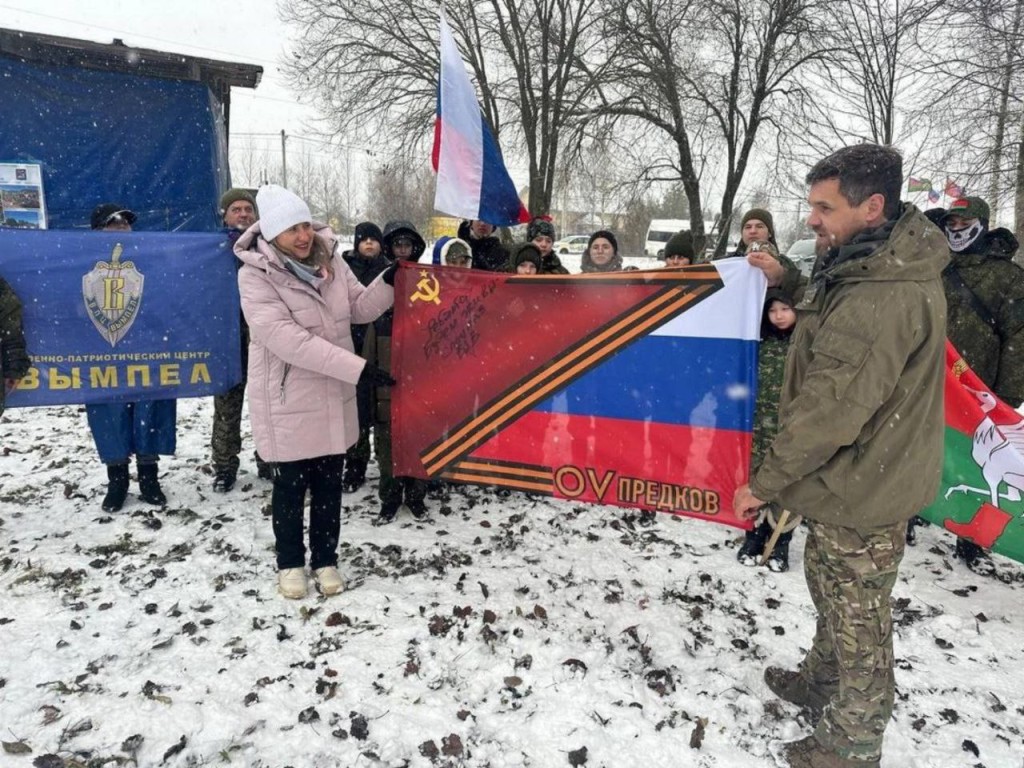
[511,242,543,271]
[90,203,137,230]
[741,208,776,242]
[528,219,556,241]
[588,229,618,253]
[664,230,695,261]
[354,221,383,251]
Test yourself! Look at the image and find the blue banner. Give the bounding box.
[0,230,241,406]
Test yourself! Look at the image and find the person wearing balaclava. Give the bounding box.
[940,195,1024,571]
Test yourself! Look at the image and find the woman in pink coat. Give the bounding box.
[235,185,397,599]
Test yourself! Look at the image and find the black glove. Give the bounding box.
[359,362,396,388]
[382,261,399,286]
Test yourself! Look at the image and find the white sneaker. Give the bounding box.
[314,566,344,596]
[278,567,307,599]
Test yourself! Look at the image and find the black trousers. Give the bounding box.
[271,454,344,570]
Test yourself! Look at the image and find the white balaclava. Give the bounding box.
[945,219,986,252]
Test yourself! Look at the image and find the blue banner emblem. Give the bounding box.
[0,229,242,406]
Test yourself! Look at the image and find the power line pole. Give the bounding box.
[281,129,288,187]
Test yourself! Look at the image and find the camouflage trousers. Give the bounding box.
[800,519,906,762]
[373,419,426,506]
[211,382,266,474]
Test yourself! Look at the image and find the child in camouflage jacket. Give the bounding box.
[737,288,796,571]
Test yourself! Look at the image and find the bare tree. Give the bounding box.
[280,0,602,214]
[806,0,942,147]
[917,0,1024,229]
[364,154,436,235]
[592,0,828,255]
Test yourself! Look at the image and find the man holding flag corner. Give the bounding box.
[734,144,948,768]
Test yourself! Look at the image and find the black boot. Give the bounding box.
[737,521,770,565]
[376,499,401,526]
[101,464,130,512]
[342,461,366,494]
[137,462,167,506]
[212,466,237,493]
[765,530,793,573]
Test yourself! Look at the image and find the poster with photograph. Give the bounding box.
[0,163,47,230]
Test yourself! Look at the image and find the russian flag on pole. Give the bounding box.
[391,260,766,529]
[432,13,530,226]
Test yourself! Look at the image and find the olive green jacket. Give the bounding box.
[750,205,948,530]
[943,228,1024,405]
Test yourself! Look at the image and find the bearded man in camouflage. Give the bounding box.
[734,144,948,768]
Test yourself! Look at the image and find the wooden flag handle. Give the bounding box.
[759,508,803,566]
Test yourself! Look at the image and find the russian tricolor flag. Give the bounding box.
[391,260,767,529]
[432,13,530,226]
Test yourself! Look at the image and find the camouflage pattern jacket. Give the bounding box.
[751,333,790,473]
[750,205,948,530]
[0,277,30,417]
[942,228,1024,405]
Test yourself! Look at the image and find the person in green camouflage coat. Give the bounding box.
[938,195,1024,567]
[0,277,31,418]
[736,288,796,571]
[734,145,948,768]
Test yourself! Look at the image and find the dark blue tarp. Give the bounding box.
[0,57,228,231]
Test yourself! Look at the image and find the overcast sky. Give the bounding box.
[1,0,319,140]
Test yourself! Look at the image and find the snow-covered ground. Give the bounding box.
[1,394,1023,768]
[2,253,1022,767]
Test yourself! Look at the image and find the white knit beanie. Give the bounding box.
[255,184,311,242]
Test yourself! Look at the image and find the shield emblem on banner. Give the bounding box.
[82,244,145,347]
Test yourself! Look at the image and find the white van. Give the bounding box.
[645,218,719,257]
[645,219,688,257]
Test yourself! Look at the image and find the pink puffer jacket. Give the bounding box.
[235,222,394,462]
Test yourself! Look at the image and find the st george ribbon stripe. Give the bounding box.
[441,458,555,492]
[420,274,724,475]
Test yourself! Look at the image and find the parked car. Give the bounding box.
[786,237,817,277]
[552,235,589,255]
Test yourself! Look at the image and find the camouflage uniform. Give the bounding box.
[751,204,948,763]
[942,227,1024,405]
[801,520,905,761]
[738,293,793,566]
[751,332,789,471]
[0,277,31,418]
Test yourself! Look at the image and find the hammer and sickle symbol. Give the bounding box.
[411,271,441,305]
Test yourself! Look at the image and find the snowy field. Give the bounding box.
[2,254,1023,767]
[1,392,1023,768]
